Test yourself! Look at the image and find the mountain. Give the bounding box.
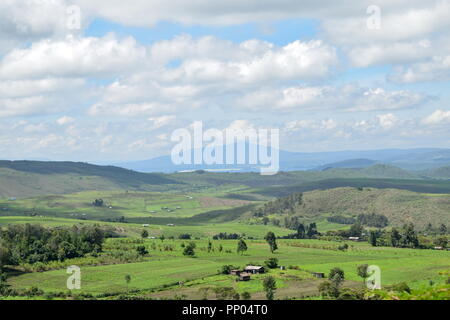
[315,159,378,170]
[0,161,179,199]
[116,148,450,173]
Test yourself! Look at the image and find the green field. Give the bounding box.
[6,239,449,299]
[0,162,449,300]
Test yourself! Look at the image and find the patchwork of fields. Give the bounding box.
[6,239,449,299]
[1,171,449,300]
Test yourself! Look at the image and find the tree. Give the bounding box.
[306,223,318,238]
[401,223,419,248]
[92,199,104,207]
[329,267,345,284]
[357,264,369,286]
[236,239,248,255]
[136,245,148,256]
[125,274,131,291]
[207,240,213,253]
[369,230,378,247]
[265,258,279,269]
[297,223,306,239]
[439,224,448,235]
[318,280,340,298]
[434,237,448,248]
[264,232,278,253]
[0,244,11,271]
[263,276,276,300]
[141,229,149,239]
[220,265,237,275]
[160,234,165,242]
[349,223,363,237]
[183,242,196,257]
[390,228,401,247]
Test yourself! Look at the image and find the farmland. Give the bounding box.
[0,163,449,300]
[5,238,449,299]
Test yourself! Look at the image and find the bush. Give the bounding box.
[389,282,411,293]
[220,265,237,275]
[136,245,148,256]
[183,242,196,257]
[265,258,279,269]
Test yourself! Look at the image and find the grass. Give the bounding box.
[6,239,450,298]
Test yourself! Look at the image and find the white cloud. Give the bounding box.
[0,34,146,80]
[238,85,429,112]
[157,38,337,84]
[377,113,398,129]
[0,78,85,98]
[423,109,450,125]
[56,116,75,125]
[347,39,434,67]
[0,78,86,117]
[390,55,450,83]
[322,1,450,45]
[0,0,87,53]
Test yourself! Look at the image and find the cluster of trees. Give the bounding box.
[327,215,356,225]
[326,223,364,238]
[318,265,377,300]
[252,193,303,218]
[364,224,423,248]
[356,213,389,228]
[92,199,104,207]
[212,233,241,240]
[0,224,106,265]
[425,223,448,235]
[327,213,389,228]
[281,222,320,239]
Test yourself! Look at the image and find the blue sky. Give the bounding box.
[0,0,449,162]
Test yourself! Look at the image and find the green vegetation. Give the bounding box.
[0,161,448,300]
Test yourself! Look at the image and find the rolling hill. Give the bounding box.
[254,187,450,229]
[0,161,179,199]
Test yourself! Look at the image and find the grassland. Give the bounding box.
[6,239,449,299]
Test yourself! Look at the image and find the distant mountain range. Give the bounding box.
[0,158,449,199]
[116,148,450,173]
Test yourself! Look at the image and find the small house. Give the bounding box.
[239,273,251,281]
[244,266,265,274]
[348,237,360,241]
[434,246,444,250]
[230,270,241,276]
[312,272,325,279]
[142,224,150,227]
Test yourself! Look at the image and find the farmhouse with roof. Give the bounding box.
[244,265,265,274]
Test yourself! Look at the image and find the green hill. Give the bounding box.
[255,187,450,229]
[422,166,450,179]
[0,161,179,199]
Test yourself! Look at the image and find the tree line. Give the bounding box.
[0,224,107,267]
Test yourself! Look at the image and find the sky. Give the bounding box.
[0,0,449,162]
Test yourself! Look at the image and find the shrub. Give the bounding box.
[265,258,279,269]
